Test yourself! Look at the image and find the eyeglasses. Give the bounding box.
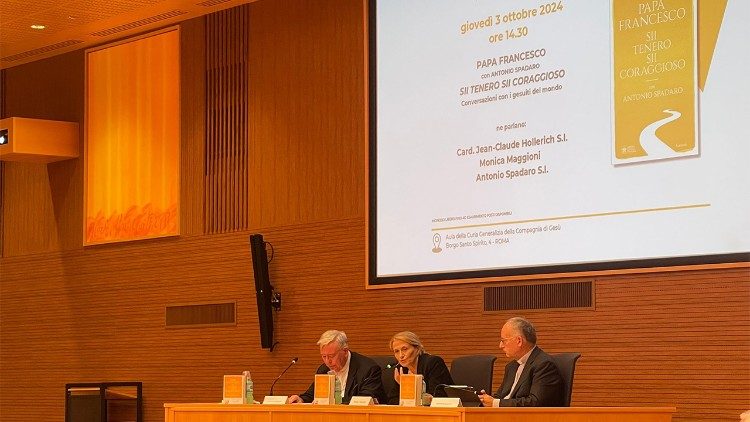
[499,336,518,345]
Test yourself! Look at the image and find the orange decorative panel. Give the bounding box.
[84,28,180,245]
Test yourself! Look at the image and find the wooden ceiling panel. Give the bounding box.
[0,0,62,18]
[0,28,46,45]
[3,9,96,34]
[67,0,167,18]
[53,5,125,29]
[0,0,256,69]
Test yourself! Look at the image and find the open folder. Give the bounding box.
[442,385,483,407]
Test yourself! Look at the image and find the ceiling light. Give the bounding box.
[30,24,46,30]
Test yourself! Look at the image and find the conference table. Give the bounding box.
[164,403,675,422]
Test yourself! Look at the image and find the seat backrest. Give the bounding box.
[550,352,581,406]
[370,355,398,402]
[449,355,497,393]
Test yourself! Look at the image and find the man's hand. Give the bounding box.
[478,390,495,407]
[286,395,304,404]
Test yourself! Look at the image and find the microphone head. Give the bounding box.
[292,357,299,363]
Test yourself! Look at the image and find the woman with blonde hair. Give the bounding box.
[387,331,454,405]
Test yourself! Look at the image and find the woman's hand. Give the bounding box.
[393,366,404,384]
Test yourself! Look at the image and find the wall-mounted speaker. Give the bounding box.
[250,234,274,350]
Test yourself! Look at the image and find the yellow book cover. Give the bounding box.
[223,375,245,403]
[612,0,699,164]
[400,374,416,400]
[314,374,332,399]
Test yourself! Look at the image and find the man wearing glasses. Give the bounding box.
[479,317,564,407]
[288,330,386,404]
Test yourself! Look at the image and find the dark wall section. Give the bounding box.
[1,50,85,254]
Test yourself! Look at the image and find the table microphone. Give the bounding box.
[269,357,299,396]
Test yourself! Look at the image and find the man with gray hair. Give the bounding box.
[288,330,386,404]
[479,317,564,407]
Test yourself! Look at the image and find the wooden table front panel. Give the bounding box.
[165,403,675,422]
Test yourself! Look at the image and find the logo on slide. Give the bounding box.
[432,233,443,253]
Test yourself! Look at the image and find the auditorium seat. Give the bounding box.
[449,355,497,393]
[370,355,397,403]
[550,352,581,406]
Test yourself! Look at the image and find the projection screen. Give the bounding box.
[368,0,749,286]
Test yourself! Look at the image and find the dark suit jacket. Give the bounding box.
[493,346,564,407]
[386,353,455,404]
[299,351,386,404]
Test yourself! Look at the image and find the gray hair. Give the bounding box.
[317,330,349,349]
[506,317,537,345]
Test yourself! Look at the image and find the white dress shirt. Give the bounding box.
[334,351,352,398]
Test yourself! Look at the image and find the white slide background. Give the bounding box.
[373,0,749,279]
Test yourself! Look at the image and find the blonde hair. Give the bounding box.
[389,331,426,354]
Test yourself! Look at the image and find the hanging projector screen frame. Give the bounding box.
[366,0,750,288]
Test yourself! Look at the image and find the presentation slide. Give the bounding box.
[370,0,749,284]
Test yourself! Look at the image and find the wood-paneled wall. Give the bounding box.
[248,0,365,228]
[1,1,748,422]
[179,17,207,238]
[1,51,84,255]
[205,6,250,234]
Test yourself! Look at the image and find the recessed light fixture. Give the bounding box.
[30,24,46,30]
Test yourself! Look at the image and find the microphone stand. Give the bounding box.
[269,357,298,396]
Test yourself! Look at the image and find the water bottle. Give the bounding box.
[421,379,428,406]
[328,370,342,404]
[242,371,254,404]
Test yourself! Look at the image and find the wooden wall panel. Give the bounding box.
[248,0,365,228]
[1,2,748,422]
[0,223,748,422]
[1,51,84,256]
[180,17,207,236]
[205,6,249,234]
